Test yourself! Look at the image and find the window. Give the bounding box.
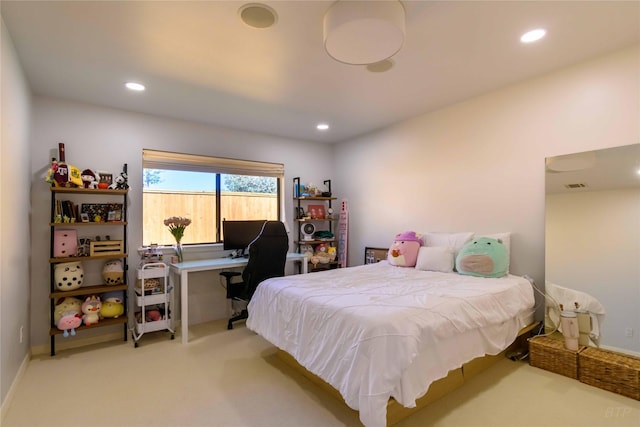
[142,149,283,246]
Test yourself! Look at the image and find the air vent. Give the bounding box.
[565,183,588,189]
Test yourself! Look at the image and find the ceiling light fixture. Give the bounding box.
[323,0,405,65]
[316,123,330,131]
[239,3,277,29]
[366,59,394,73]
[520,28,547,43]
[125,82,145,91]
[546,152,596,172]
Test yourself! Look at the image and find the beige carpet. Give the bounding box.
[4,319,639,427]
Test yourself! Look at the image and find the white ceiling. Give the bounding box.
[2,1,639,144]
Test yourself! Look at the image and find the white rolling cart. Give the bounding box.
[131,262,174,347]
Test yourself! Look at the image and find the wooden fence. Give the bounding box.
[143,190,277,246]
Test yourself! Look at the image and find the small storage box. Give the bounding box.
[53,229,78,257]
[90,240,123,256]
[579,347,640,400]
[529,336,582,379]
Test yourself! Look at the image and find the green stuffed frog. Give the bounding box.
[455,237,508,278]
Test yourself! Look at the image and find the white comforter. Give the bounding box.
[247,262,534,426]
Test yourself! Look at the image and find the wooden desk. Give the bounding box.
[170,253,308,344]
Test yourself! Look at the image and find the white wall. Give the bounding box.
[18,34,640,360]
[29,97,334,351]
[1,18,32,412]
[334,45,640,319]
[546,189,640,354]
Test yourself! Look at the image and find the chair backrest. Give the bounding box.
[241,221,289,300]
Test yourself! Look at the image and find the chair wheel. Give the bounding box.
[170,334,175,340]
[134,342,139,348]
[227,321,233,330]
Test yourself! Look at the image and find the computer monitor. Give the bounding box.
[222,219,267,258]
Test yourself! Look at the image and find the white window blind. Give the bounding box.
[142,149,284,178]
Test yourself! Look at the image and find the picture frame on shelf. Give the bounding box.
[80,213,90,223]
[107,209,122,222]
[99,172,113,185]
[77,237,92,256]
[307,204,325,219]
[81,203,123,222]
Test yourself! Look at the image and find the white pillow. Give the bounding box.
[421,232,474,258]
[415,246,454,273]
[477,232,511,272]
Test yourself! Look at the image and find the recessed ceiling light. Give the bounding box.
[316,123,330,131]
[239,3,277,29]
[125,82,145,91]
[520,28,546,43]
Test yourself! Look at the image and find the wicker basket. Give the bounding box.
[529,336,583,379]
[579,347,640,400]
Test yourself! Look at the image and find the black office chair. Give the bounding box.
[220,221,289,330]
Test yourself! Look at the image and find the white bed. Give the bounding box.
[247,261,535,427]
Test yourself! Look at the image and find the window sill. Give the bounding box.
[138,243,228,259]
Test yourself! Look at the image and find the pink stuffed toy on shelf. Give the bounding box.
[387,231,423,267]
[82,295,102,326]
[57,312,82,337]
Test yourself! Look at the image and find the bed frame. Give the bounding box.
[276,322,540,426]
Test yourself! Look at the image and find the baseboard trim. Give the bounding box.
[0,351,30,425]
[30,331,125,356]
[599,344,640,358]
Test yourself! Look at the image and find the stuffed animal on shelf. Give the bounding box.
[387,231,422,267]
[100,298,124,319]
[108,164,129,190]
[455,237,508,278]
[82,295,102,326]
[101,290,123,303]
[54,297,82,325]
[81,169,99,189]
[54,261,84,291]
[102,260,124,285]
[45,158,58,185]
[57,311,82,337]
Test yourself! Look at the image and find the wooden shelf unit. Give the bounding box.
[50,221,128,227]
[293,178,338,272]
[50,283,128,300]
[49,316,127,336]
[49,253,128,263]
[48,186,129,355]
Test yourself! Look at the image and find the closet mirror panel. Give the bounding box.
[545,143,640,355]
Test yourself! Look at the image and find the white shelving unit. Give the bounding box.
[131,262,174,346]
